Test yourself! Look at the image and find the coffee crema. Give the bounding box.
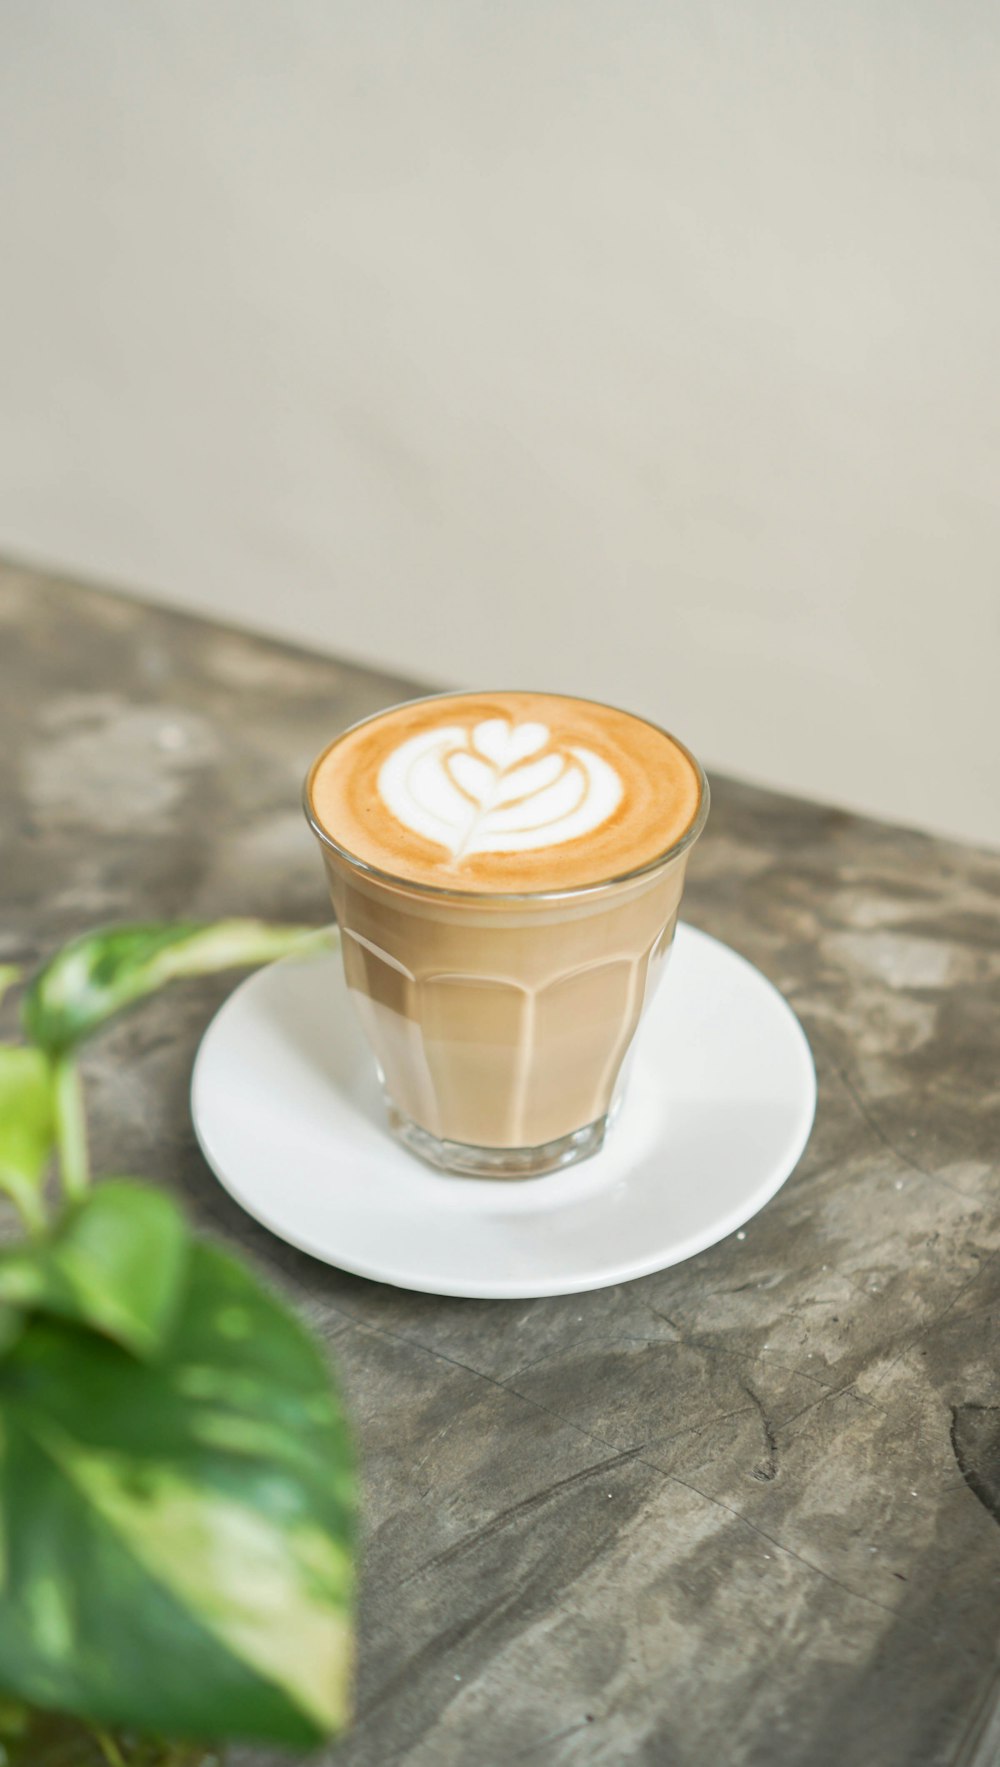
[307,692,702,892]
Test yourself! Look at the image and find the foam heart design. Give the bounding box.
[377,718,623,862]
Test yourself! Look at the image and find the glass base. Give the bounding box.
[386,1103,612,1179]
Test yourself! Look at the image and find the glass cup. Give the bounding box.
[304,697,708,1179]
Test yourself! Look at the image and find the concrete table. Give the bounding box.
[3,557,999,1767]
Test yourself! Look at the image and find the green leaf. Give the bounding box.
[0,1693,30,1738]
[0,1044,55,1231]
[0,1241,356,1748]
[0,1711,217,1765]
[0,1708,100,1766]
[0,1182,188,1360]
[22,922,327,1055]
[0,1303,27,1357]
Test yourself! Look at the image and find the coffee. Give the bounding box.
[309,691,701,893]
[305,693,707,1178]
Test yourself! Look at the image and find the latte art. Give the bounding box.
[307,690,703,892]
[378,719,623,859]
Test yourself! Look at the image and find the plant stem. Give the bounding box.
[53,1053,89,1199]
[93,1731,127,1767]
[0,1164,47,1235]
[87,1727,213,1767]
[0,962,21,1010]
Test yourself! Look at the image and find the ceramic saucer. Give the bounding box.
[191,924,816,1299]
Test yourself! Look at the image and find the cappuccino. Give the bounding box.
[305,693,707,1178]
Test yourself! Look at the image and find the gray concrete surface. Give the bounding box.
[2,556,999,1766]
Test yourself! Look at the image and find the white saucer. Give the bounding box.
[191,924,816,1300]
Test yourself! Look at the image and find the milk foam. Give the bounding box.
[309,691,704,893]
[378,717,623,860]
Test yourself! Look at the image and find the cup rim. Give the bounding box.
[302,689,710,904]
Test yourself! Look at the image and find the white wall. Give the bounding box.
[1,2,998,847]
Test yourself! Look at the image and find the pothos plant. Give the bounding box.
[0,922,355,1767]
